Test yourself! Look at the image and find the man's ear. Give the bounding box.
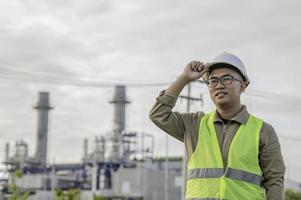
[240,82,246,93]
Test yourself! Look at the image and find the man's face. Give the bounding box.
[207,67,246,108]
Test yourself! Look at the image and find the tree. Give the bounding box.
[285,189,301,200]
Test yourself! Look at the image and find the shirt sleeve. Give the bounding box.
[148,90,186,142]
[259,122,286,200]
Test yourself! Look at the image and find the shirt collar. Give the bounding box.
[214,105,249,125]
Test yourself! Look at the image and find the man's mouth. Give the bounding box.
[215,91,227,97]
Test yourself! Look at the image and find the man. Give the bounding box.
[149,52,285,200]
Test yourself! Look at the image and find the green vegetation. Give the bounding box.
[14,170,23,178]
[285,189,301,200]
[9,183,29,200]
[93,195,105,200]
[154,156,183,161]
[55,189,80,200]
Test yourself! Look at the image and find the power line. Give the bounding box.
[0,67,301,101]
[0,74,115,88]
[0,64,170,87]
[0,71,170,88]
[0,65,160,84]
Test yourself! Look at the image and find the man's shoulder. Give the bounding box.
[251,116,278,143]
[252,115,274,128]
[261,120,275,131]
[248,113,276,134]
[249,114,275,129]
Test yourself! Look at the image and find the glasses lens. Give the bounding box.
[221,75,233,85]
[207,78,218,87]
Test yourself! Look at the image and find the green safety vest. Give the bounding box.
[186,112,266,200]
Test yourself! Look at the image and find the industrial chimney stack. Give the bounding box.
[109,85,130,134]
[34,92,53,166]
[105,85,130,161]
[5,142,9,163]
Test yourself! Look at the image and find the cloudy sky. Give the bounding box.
[0,0,301,181]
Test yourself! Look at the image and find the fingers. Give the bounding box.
[189,61,204,72]
[188,61,209,73]
[196,62,203,72]
[183,61,209,81]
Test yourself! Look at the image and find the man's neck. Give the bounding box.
[217,104,243,120]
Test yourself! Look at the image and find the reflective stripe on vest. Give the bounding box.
[225,168,262,186]
[187,168,262,186]
[187,168,224,179]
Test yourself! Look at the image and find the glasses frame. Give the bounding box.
[205,74,242,88]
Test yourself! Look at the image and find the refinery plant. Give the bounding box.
[0,86,182,200]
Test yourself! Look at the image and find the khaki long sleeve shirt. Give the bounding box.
[149,91,285,200]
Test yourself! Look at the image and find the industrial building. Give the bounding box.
[0,86,182,200]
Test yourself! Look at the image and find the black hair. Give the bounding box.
[209,63,246,82]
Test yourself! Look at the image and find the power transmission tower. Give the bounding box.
[179,82,204,200]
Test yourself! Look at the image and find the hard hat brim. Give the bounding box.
[202,62,250,87]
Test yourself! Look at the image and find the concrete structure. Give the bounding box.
[81,162,182,200]
[6,157,183,199]
[34,92,53,166]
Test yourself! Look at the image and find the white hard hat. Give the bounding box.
[204,51,250,86]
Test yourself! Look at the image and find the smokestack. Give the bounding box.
[5,142,9,162]
[34,92,53,166]
[83,138,88,162]
[109,85,130,134]
[106,85,130,161]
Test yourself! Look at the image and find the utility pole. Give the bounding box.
[179,82,204,200]
[164,134,169,200]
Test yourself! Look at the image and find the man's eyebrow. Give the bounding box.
[209,73,232,79]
